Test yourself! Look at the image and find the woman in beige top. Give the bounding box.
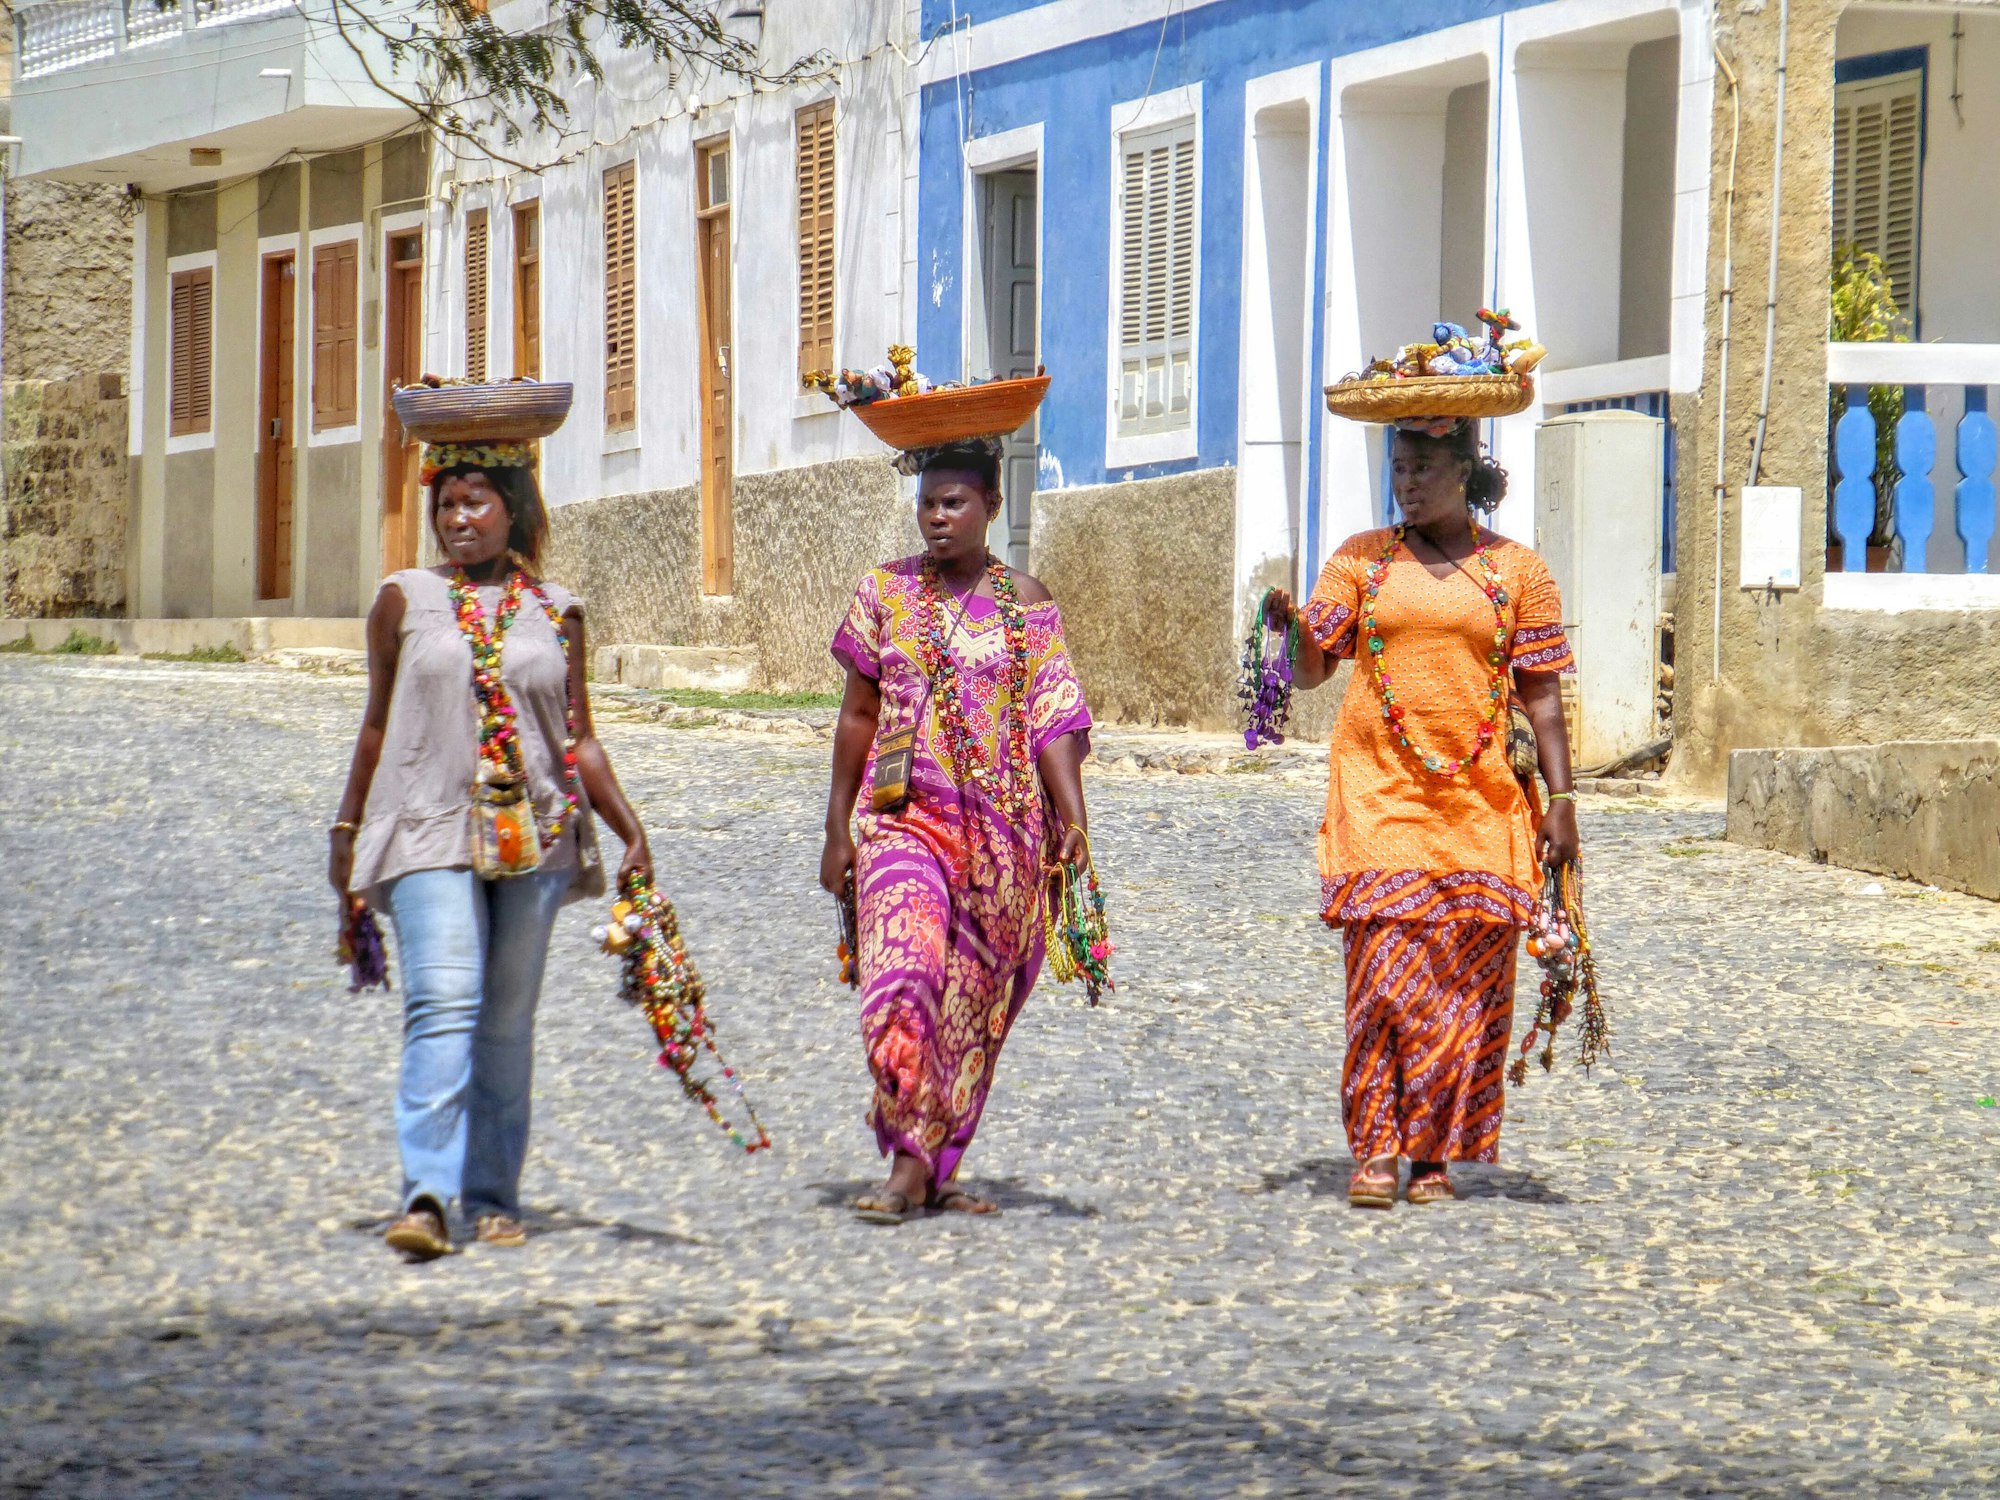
[328,441,651,1261]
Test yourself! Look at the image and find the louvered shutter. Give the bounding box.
[1833,69,1922,331]
[1116,123,1197,436]
[603,163,638,430]
[169,268,212,437]
[312,242,358,430]
[465,209,489,382]
[513,202,541,379]
[796,101,836,381]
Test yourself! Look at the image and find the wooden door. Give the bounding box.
[983,170,1039,569]
[256,252,297,600]
[697,139,734,596]
[381,229,424,575]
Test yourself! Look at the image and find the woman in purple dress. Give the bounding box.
[819,442,1094,1223]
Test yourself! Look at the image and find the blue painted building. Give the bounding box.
[913,0,1708,726]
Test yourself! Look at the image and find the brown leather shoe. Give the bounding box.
[474,1213,527,1248]
[384,1205,451,1260]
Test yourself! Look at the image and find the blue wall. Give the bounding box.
[917,0,1539,493]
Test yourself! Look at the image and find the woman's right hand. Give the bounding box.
[1264,587,1299,629]
[819,826,856,895]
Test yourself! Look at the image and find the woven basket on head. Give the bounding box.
[1323,373,1535,424]
[392,381,575,443]
[851,374,1050,451]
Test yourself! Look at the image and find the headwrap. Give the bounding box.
[892,434,1005,478]
[1392,416,1471,440]
[420,440,536,487]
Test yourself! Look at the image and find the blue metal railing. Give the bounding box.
[1830,383,1998,573]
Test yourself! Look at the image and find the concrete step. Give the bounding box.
[0,616,364,655]
[594,643,759,693]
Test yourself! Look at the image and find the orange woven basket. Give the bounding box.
[851,375,1050,451]
[1323,372,1535,424]
[392,381,574,443]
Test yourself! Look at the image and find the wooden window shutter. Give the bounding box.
[603,163,638,430]
[465,209,489,381]
[312,241,359,430]
[513,201,541,379]
[169,267,213,437]
[795,101,836,381]
[1833,69,1922,331]
[1115,122,1198,436]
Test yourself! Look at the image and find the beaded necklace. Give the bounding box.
[1362,519,1511,779]
[915,554,1034,820]
[447,566,582,847]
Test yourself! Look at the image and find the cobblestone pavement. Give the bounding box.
[5,654,2000,1498]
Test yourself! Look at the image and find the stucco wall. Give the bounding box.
[1,374,129,616]
[543,454,911,692]
[1728,739,2000,899]
[1030,466,1242,729]
[1672,0,2000,790]
[3,180,133,384]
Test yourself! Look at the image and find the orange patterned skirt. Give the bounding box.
[1341,918,1518,1163]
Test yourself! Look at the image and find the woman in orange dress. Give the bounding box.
[1266,418,1579,1208]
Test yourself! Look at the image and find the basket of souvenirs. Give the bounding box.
[392,376,575,443]
[805,346,1048,451]
[1324,309,1545,424]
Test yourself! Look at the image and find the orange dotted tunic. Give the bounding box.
[1302,527,1576,928]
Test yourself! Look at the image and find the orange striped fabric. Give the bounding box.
[1341,919,1518,1164]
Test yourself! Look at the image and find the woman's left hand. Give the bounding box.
[1051,823,1087,870]
[619,833,654,885]
[1537,799,1580,867]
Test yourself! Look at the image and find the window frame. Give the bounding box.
[602,159,639,435]
[1832,47,1926,338]
[308,231,361,436]
[511,198,541,380]
[464,207,489,382]
[795,97,837,384]
[166,256,216,449]
[1105,84,1203,470]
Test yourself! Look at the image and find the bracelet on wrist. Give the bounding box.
[1545,790,1577,804]
[329,820,360,837]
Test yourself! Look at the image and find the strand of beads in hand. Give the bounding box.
[1511,859,1609,1085]
[1239,588,1296,750]
[594,870,771,1153]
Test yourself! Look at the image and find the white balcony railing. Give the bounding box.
[15,0,301,79]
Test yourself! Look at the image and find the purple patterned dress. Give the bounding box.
[831,557,1094,1183]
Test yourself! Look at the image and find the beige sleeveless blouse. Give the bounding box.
[350,568,605,908]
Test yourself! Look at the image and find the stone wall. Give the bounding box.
[2,373,129,617]
[544,455,913,692]
[1728,740,2000,899]
[1670,0,2000,789]
[4,180,134,384]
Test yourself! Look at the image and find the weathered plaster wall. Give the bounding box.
[1,374,129,616]
[1031,467,1245,730]
[4,180,133,383]
[544,455,911,692]
[1671,0,2000,790]
[1728,739,2000,899]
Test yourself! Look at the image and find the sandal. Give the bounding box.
[384,1202,452,1260]
[1348,1155,1398,1210]
[474,1212,527,1247]
[930,1186,998,1216]
[1406,1170,1456,1206]
[853,1188,919,1225]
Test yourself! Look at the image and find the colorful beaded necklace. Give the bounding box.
[447,566,581,846]
[915,554,1034,820]
[1362,520,1511,779]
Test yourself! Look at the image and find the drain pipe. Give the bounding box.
[1711,41,1741,683]
[1746,0,1790,486]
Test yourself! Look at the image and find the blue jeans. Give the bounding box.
[384,865,569,1220]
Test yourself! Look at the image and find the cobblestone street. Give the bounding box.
[5,654,2000,1496]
